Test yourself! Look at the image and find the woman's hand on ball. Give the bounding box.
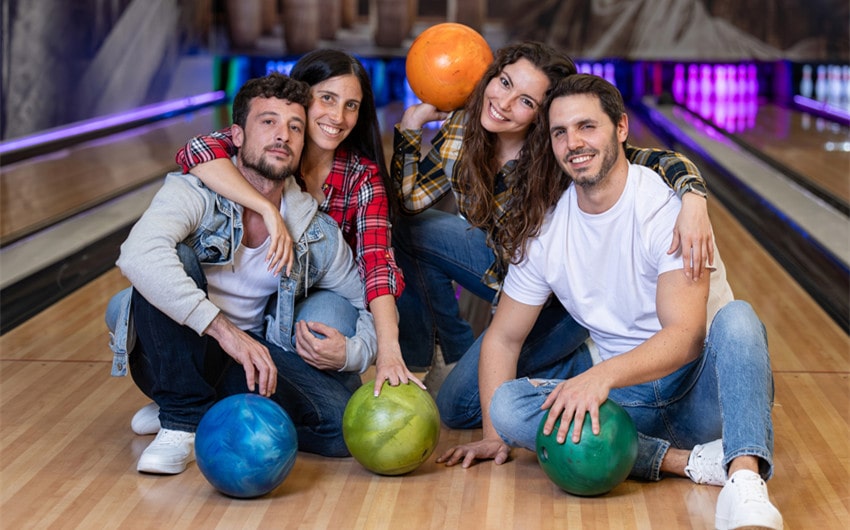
[400,103,449,130]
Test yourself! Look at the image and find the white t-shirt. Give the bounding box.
[503,164,733,361]
[205,203,285,333]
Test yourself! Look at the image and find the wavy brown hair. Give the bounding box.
[454,42,576,238]
[500,74,627,263]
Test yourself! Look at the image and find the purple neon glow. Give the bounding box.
[669,62,762,133]
[793,95,850,121]
[0,91,226,155]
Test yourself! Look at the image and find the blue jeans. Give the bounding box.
[128,244,361,457]
[393,209,497,369]
[489,301,776,482]
[436,298,591,429]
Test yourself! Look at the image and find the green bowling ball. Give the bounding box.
[536,399,638,496]
[343,380,440,475]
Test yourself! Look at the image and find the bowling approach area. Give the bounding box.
[2,22,849,530]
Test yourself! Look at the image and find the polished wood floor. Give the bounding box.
[1,102,848,529]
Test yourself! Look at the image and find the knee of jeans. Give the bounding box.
[712,300,760,331]
[711,301,765,341]
[294,290,358,337]
[437,392,476,429]
[489,382,521,435]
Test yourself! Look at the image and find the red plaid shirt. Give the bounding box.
[176,130,404,303]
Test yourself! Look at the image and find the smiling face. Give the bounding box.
[305,74,362,153]
[234,96,306,181]
[548,92,628,190]
[479,58,550,138]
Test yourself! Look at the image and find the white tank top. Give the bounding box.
[205,223,282,333]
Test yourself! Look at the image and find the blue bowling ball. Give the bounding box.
[195,393,297,498]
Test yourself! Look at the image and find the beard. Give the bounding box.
[240,144,295,182]
[565,133,620,190]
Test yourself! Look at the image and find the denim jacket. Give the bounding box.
[106,171,376,377]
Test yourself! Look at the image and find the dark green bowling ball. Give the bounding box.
[536,399,638,496]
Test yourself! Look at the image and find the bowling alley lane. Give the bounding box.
[681,98,849,209]
[729,103,849,206]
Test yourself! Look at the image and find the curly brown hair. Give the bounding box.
[500,74,627,263]
[454,41,576,250]
[231,73,311,128]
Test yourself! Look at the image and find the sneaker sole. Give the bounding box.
[715,515,783,530]
[136,453,195,475]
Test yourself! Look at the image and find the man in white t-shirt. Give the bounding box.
[438,75,781,530]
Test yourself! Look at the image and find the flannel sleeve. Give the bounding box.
[175,128,237,173]
[390,111,464,214]
[353,165,406,303]
[624,144,708,198]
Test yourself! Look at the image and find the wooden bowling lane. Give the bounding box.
[0,103,848,528]
[0,105,231,247]
[729,102,850,208]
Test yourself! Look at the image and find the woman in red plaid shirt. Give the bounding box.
[174,49,421,396]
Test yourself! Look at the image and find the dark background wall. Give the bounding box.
[1,0,847,142]
[509,0,849,60]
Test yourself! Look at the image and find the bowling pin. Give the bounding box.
[700,64,712,99]
[800,64,813,99]
[687,63,699,100]
[715,65,727,102]
[815,65,827,101]
[673,64,686,103]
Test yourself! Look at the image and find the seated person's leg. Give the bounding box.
[130,243,224,433]
[435,333,485,429]
[128,243,228,474]
[394,209,496,368]
[218,290,362,457]
[436,302,590,429]
[291,289,358,342]
[708,300,775,479]
[489,378,556,450]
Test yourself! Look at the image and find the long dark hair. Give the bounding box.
[290,49,395,214]
[455,41,576,235]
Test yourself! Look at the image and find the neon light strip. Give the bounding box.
[792,95,850,122]
[0,91,226,155]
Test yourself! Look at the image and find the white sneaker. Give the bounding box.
[130,402,161,435]
[137,428,195,474]
[423,345,456,398]
[685,439,727,486]
[715,469,783,530]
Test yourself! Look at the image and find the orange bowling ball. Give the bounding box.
[405,23,494,112]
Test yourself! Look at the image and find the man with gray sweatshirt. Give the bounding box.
[105,73,376,475]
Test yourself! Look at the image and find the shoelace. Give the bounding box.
[156,430,191,445]
[733,474,770,504]
[685,444,726,484]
